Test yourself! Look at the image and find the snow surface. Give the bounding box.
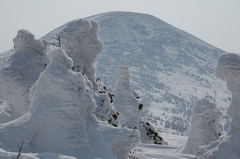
[0,133,195,159]
[130,133,195,159]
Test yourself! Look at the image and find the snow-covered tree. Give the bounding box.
[94,78,119,127]
[178,98,222,155]
[58,18,118,127]
[200,53,240,159]
[113,65,140,128]
[0,46,139,159]
[59,19,103,88]
[0,29,48,123]
[113,65,166,144]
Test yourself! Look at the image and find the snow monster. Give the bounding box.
[200,53,240,159]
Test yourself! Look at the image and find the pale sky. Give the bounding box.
[0,0,239,53]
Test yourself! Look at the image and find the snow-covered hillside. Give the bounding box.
[87,12,231,134]
[42,11,228,134]
[2,11,231,134]
[0,11,236,159]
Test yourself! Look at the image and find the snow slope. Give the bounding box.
[43,11,230,134]
[86,12,230,134]
[41,11,231,134]
[134,133,196,159]
[0,133,195,159]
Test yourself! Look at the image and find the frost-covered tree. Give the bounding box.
[94,78,119,127]
[113,65,166,144]
[59,19,103,88]
[0,29,48,123]
[0,46,139,159]
[58,18,118,126]
[113,65,140,128]
[200,53,240,159]
[178,98,222,155]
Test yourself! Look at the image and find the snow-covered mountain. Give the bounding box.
[1,12,230,135]
[88,12,230,134]
[0,11,237,159]
[39,11,230,134]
